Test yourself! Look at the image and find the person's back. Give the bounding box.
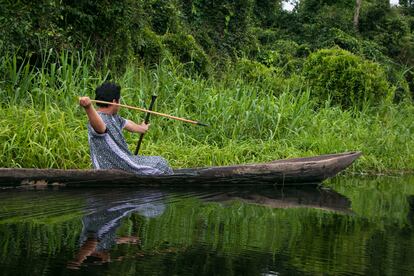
[79,83,173,175]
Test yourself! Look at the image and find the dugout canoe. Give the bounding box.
[0,151,361,188]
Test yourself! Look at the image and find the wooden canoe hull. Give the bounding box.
[0,151,361,188]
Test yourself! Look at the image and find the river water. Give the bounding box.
[0,176,413,275]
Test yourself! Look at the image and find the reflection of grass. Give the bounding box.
[328,175,414,226]
[0,220,82,270]
[0,192,84,265]
[0,180,413,275]
[131,199,374,275]
[129,177,414,275]
[0,192,84,225]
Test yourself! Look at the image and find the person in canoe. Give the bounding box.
[79,82,173,175]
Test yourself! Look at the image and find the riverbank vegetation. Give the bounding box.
[1,0,413,174]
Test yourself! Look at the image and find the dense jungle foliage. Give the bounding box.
[2,0,414,95]
[0,0,414,172]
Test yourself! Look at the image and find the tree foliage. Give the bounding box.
[0,0,413,99]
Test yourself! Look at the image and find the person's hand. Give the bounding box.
[139,122,150,133]
[79,97,92,109]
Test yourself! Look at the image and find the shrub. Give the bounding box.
[257,50,282,67]
[303,48,393,108]
[133,28,165,66]
[232,58,289,95]
[162,33,211,76]
[145,0,181,35]
[255,28,279,46]
[257,40,306,76]
[323,28,389,63]
[235,58,275,81]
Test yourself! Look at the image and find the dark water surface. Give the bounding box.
[1,176,414,275]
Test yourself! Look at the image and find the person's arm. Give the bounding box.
[124,120,149,134]
[67,238,98,269]
[79,97,106,134]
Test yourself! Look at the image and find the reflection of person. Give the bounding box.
[79,82,173,175]
[67,191,165,269]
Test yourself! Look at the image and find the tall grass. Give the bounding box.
[1,50,413,172]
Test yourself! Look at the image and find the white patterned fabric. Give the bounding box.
[87,112,173,175]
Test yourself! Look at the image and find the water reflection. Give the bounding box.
[409,195,414,225]
[202,187,352,214]
[329,175,414,227]
[67,191,166,269]
[0,176,413,275]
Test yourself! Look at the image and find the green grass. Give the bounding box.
[0,51,413,173]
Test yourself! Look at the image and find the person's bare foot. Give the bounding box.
[66,261,81,270]
[116,236,140,244]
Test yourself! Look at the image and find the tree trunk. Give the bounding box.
[354,0,362,32]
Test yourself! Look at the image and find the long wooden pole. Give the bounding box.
[134,95,157,155]
[89,99,208,126]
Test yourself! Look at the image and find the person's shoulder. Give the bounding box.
[97,111,111,121]
[96,111,107,117]
[114,114,127,125]
[87,123,107,137]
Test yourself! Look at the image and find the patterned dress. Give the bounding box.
[87,112,173,175]
[79,191,165,251]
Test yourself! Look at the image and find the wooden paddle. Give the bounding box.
[89,99,209,127]
[134,95,157,155]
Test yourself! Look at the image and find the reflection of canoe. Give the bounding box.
[203,187,353,214]
[0,151,361,188]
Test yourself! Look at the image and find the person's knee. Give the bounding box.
[157,157,173,174]
[157,157,169,166]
